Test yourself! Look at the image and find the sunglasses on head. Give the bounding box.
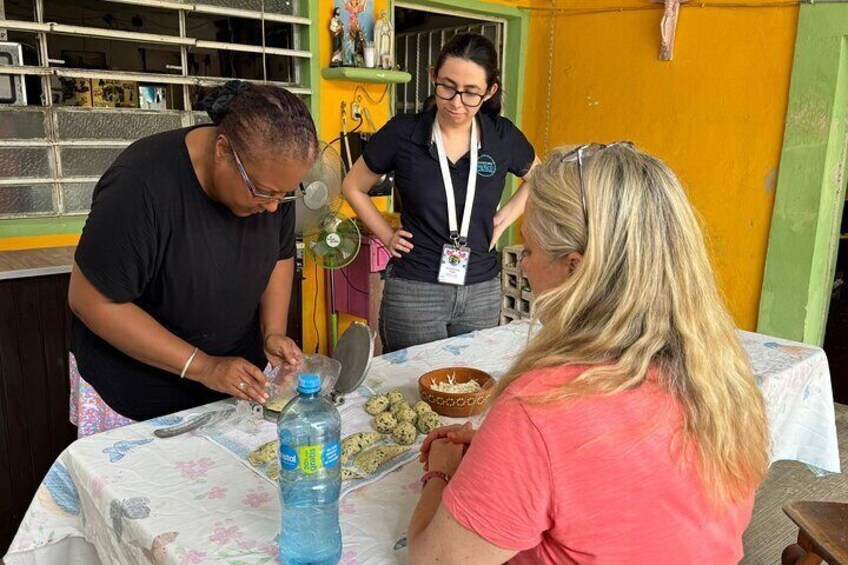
[559,141,635,228]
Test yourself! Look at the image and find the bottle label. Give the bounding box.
[323,441,340,469]
[281,444,298,471]
[298,444,322,474]
[280,441,341,474]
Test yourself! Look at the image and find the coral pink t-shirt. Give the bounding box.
[442,366,755,564]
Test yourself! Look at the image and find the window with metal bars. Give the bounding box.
[0,0,313,219]
[395,19,504,115]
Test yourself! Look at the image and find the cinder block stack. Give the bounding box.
[500,244,535,325]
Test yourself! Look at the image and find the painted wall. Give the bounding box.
[0,0,803,349]
[511,0,798,330]
[304,0,394,354]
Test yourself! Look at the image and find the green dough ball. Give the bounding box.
[416,411,442,434]
[386,391,405,405]
[391,422,418,446]
[413,400,433,415]
[395,407,417,424]
[373,411,399,434]
[390,401,411,416]
[365,395,390,415]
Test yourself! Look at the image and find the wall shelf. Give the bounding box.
[321,67,411,84]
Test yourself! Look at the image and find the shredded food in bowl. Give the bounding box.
[429,373,482,394]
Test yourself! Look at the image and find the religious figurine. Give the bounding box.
[374,9,394,69]
[342,29,355,67]
[659,0,683,61]
[330,7,344,67]
[352,20,366,68]
[344,0,366,30]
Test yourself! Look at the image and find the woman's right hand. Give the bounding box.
[189,354,270,404]
[384,228,414,258]
[419,422,476,468]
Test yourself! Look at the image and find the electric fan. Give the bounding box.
[297,142,362,349]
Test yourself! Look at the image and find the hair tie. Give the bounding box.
[201,80,251,124]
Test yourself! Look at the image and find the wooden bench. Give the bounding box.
[781,501,848,565]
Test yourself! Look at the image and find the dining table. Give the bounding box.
[3,320,841,565]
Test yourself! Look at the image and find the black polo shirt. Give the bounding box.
[362,108,535,284]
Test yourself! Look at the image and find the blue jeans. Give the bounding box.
[379,270,501,353]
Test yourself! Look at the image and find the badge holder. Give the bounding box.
[438,233,470,286]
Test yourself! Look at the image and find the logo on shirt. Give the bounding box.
[477,154,497,178]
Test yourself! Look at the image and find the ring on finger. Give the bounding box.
[237,381,247,392]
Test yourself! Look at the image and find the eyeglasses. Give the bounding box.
[434,82,486,108]
[231,147,304,204]
[560,141,634,228]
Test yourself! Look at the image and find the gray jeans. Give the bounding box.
[379,271,501,353]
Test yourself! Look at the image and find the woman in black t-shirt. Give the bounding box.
[69,81,317,432]
[343,34,539,353]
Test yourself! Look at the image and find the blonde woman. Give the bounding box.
[407,144,770,564]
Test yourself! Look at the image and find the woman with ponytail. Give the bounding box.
[408,144,770,564]
[343,33,540,353]
[68,81,317,434]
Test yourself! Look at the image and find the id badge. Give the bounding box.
[438,244,470,286]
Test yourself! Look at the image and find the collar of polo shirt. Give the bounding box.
[411,108,494,159]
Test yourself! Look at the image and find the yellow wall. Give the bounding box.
[0,0,801,348]
[304,0,394,354]
[511,0,798,330]
[0,234,79,251]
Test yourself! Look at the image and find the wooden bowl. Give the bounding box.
[418,367,496,418]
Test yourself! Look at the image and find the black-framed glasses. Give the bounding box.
[560,141,634,227]
[433,82,485,108]
[231,148,304,203]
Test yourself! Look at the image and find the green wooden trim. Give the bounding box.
[391,0,530,248]
[758,4,848,345]
[0,216,86,238]
[307,0,321,129]
[321,67,412,84]
[500,5,531,248]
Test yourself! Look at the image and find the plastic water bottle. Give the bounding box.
[278,373,342,565]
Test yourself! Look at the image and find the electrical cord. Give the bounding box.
[322,115,364,173]
[312,259,320,354]
[322,115,363,152]
[355,84,391,106]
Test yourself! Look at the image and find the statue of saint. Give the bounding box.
[330,8,344,67]
[352,20,366,68]
[374,9,394,69]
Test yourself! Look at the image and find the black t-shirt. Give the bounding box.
[71,125,296,421]
[362,108,535,284]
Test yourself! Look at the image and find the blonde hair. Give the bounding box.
[502,145,769,504]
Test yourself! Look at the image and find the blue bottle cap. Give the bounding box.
[297,373,321,394]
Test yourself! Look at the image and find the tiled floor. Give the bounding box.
[742,403,848,564]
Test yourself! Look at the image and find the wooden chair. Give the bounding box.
[781,501,848,565]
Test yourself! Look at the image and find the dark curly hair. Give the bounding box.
[194,80,318,163]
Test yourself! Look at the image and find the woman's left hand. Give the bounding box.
[426,438,465,476]
[264,333,303,368]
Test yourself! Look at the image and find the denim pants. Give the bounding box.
[379,270,501,353]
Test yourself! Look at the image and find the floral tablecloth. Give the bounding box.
[4,321,840,565]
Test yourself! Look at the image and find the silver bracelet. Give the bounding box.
[180,347,199,379]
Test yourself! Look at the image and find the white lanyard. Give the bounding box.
[433,118,478,247]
